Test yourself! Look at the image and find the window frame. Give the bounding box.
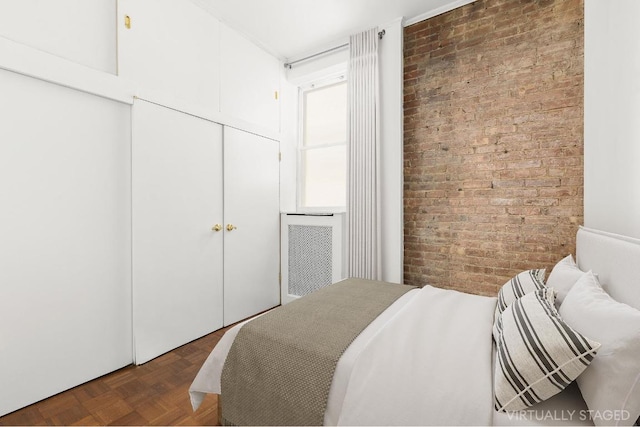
[296,74,348,213]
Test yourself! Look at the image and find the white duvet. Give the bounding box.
[190,285,497,426]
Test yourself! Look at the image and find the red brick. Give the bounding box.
[403,0,583,297]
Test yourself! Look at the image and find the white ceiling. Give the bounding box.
[191,0,473,61]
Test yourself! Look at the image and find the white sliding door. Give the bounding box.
[132,100,224,364]
[223,127,280,325]
[0,69,132,416]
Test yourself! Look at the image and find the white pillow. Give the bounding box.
[559,271,640,426]
[546,255,585,305]
[494,287,600,412]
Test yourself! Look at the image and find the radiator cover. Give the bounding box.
[280,213,344,304]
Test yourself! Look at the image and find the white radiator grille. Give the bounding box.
[281,213,344,304]
[287,225,332,297]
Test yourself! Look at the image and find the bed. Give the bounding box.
[189,226,640,426]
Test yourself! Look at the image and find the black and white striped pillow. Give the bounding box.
[494,288,600,412]
[493,269,546,341]
[495,269,546,320]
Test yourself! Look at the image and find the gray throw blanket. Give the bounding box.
[220,278,416,426]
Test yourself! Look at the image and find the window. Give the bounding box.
[299,78,347,211]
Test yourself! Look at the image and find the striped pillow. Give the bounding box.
[495,269,546,318]
[493,269,546,341]
[494,288,600,412]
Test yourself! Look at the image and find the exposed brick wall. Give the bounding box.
[403,0,584,296]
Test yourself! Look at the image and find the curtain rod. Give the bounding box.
[284,29,385,69]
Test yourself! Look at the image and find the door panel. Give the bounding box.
[224,127,280,325]
[132,100,223,364]
[0,69,131,416]
[118,0,220,113]
[220,23,280,132]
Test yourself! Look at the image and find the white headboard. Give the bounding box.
[576,226,640,311]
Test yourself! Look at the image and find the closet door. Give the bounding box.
[223,127,280,325]
[132,100,224,364]
[0,68,131,417]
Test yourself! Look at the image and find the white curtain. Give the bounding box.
[347,28,381,280]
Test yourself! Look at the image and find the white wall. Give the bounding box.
[0,0,117,74]
[584,0,640,239]
[279,74,299,212]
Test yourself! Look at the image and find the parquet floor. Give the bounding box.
[0,326,231,426]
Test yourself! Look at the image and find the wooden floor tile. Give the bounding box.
[0,329,227,426]
[107,409,149,426]
[33,392,82,420]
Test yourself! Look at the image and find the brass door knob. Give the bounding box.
[212,224,222,232]
[226,224,237,231]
